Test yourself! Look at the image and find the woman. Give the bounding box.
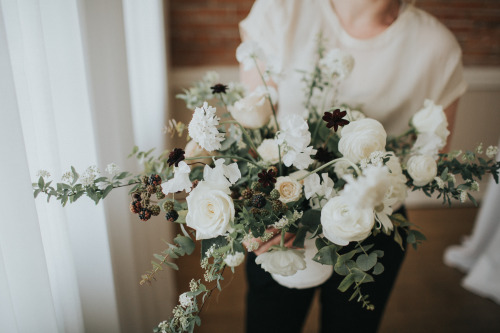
[239,0,467,332]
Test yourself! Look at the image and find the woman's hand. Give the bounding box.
[244,227,297,256]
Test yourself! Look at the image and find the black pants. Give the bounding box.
[245,209,407,333]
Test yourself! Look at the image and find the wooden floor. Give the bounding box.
[175,207,500,332]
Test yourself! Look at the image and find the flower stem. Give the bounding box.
[296,157,361,182]
[185,155,260,167]
[252,57,280,132]
[220,120,263,160]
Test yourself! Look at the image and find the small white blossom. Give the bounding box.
[274,216,289,229]
[434,177,445,189]
[319,49,355,80]
[179,293,194,308]
[189,279,198,292]
[486,145,498,159]
[36,170,51,179]
[459,190,468,203]
[475,142,484,154]
[105,163,119,175]
[276,115,316,170]
[470,181,479,192]
[188,102,225,152]
[80,166,99,187]
[61,171,73,183]
[224,252,245,267]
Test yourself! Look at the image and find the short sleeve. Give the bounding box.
[436,49,467,109]
[239,0,295,68]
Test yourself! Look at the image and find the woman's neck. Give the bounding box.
[331,0,401,39]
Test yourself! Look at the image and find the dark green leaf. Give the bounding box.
[338,273,355,292]
[373,262,384,275]
[174,235,195,255]
[356,253,377,271]
[313,245,338,265]
[102,185,114,199]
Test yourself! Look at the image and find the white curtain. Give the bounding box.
[0,0,174,332]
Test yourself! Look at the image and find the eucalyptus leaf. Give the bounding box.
[356,253,378,271]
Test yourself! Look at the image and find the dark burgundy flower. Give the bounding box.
[167,148,185,167]
[258,168,277,188]
[210,83,228,94]
[322,109,350,132]
[315,147,334,163]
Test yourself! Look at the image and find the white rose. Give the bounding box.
[406,154,437,187]
[321,196,375,246]
[385,153,408,205]
[275,176,302,203]
[412,100,449,143]
[255,248,306,276]
[257,139,280,164]
[228,86,277,129]
[224,252,245,267]
[338,118,387,163]
[185,180,235,240]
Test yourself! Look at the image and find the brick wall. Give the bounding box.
[169,0,500,67]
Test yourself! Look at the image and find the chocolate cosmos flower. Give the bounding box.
[314,147,334,163]
[167,148,185,167]
[210,83,228,94]
[258,168,277,188]
[322,109,350,132]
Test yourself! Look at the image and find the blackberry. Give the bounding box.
[243,199,252,206]
[269,189,280,200]
[241,188,254,199]
[165,210,179,222]
[150,205,161,216]
[156,189,166,200]
[251,194,266,208]
[139,208,152,221]
[146,184,157,194]
[231,189,240,200]
[250,207,262,215]
[132,193,142,201]
[129,200,142,214]
[272,200,287,213]
[149,174,162,186]
[250,181,262,191]
[142,175,149,185]
[163,200,174,212]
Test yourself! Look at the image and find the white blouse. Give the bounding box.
[240,0,467,135]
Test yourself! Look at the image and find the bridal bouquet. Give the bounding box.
[33,39,499,333]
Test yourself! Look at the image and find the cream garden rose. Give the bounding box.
[224,252,245,267]
[412,99,449,142]
[407,154,438,186]
[228,86,277,129]
[185,180,235,240]
[321,196,375,246]
[255,248,306,276]
[275,176,302,203]
[338,118,387,163]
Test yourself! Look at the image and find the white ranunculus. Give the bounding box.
[257,139,280,164]
[411,99,449,143]
[228,86,277,129]
[412,132,445,158]
[255,248,306,276]
[338,118,387,163]
[321,196,375,246]
[385,153,408,205]
[342,165,392,210]
[224,252,245,267]
[275,176,302,203]
[185,181,235,240]
[407,154,438,187]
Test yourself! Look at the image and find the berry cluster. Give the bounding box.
[129,174,164,221]
[241,181,286,216]
[163,200,179,222]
